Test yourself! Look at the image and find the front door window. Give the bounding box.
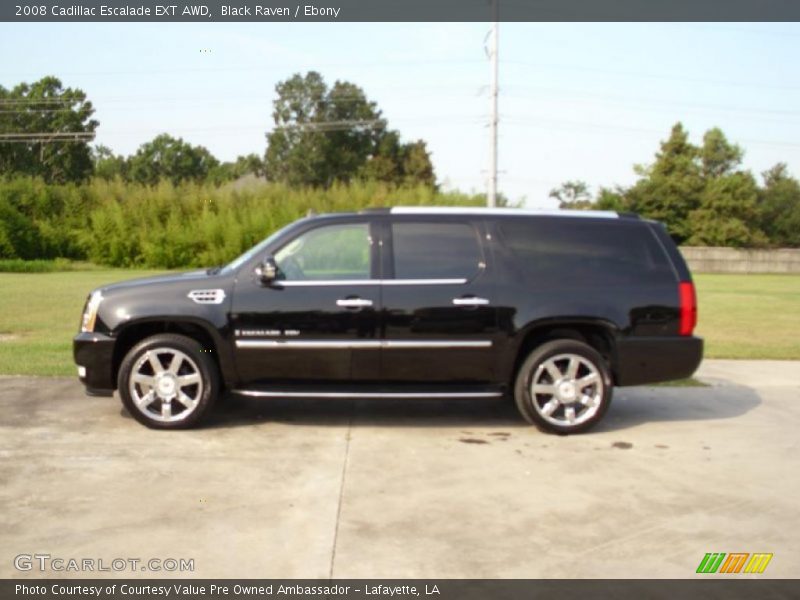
[274,223,371,281]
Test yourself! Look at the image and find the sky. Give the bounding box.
[2,21,800,207]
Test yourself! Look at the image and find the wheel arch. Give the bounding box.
[111,318,234,390]
[507,319,619,386]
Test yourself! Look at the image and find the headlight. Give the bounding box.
[81,291,103,333]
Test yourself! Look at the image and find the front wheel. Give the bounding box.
[117,334,219,429]
[514,339,612,434]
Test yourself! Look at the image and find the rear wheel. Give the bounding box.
[514,339,612,434]
[117,334,218,429]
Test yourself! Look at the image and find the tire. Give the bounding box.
[117,333,219,429]
[514,339,612,434]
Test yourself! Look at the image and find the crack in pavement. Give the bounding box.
[328,402,354,579]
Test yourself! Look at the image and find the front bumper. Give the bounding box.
[614,336,704,386]
[73,332,116,396]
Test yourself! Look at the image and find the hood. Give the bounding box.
[98,269,214,293]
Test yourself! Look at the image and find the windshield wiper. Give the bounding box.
[206,265,223,275]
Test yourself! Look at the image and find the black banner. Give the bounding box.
[4,0,800,23]
[3,580,800,600]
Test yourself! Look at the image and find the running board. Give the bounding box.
[231,389,504,399]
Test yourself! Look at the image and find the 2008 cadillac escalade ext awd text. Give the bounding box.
[74,207,702,433]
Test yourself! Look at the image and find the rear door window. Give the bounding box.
[391,221,482,280]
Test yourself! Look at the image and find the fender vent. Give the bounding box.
[187,289,226,305]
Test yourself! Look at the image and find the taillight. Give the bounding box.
[678,281,697,336]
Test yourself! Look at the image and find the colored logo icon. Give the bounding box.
[696,553,773,574]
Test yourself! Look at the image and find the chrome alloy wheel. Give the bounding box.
[128,347,203,423]
[530,353,604,428]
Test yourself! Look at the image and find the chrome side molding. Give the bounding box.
[278,278,467,287]
[234,339,492,349]
[232,389,504,399]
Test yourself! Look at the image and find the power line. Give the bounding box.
[0,98,84,105]
[503,115,800,149]
[0,58,484,79]
[502,59,800,92]
[272,119,385,131]
[503,85,800,118]
[0,132,95,142]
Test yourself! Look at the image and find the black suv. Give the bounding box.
[74,207,702,433]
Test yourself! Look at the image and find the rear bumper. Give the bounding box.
[73,332,116,395]
[614,336,703,386]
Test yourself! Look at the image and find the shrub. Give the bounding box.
[0,176,486,268]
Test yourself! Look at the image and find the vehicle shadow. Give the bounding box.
[204,394,522,429]
[594,382,762,433]
[201,382,762,432]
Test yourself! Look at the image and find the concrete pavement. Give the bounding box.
[1,360,798,578]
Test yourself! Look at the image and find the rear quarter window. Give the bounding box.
[497,218,675,286]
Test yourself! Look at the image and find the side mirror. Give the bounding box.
[255,256,279,284]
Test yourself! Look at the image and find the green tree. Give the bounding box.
[700,127,743,178]
[127,134,220,185]
[265,72,384,186]
[231,153,266,178]
[359,130,402,183]
[92,145,128,180]
[686,130,766,246]
[360,132,436,187]
[620,124,768,246]
[757,163,800,247]
[625,123,704,243]
[549,180,592,209]
[399,140,435,187]
[209,153,266,184]
[0,76,98,183]
[265,71,435,187]
[688,171,766,247]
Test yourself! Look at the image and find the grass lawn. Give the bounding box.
[695,274,800,360]
[0,270,798,377]
[0,269,162,376]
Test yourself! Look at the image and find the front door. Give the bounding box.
[380,218,500,384]
[231,220,380,386]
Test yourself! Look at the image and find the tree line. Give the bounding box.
[2,75,799,249]
[550,124,800,248]
[0,72,436,188]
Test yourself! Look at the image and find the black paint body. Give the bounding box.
[74,211,703,396]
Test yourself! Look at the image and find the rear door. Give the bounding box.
[379,218,500,384]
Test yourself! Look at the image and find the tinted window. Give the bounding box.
[392,222,481,280]
[498,219,674,285]
[275,223,370,280]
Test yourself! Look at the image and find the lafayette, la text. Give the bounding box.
[17,584,440,597]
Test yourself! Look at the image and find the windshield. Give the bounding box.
[221,222,297,274]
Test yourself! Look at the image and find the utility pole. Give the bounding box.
[487,0,499,207]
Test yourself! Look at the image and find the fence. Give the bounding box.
[679,246,800,274]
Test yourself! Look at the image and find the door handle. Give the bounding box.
[337,297,373,308]
[452,296,490,306]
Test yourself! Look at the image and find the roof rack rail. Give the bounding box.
[387,206,620,219]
